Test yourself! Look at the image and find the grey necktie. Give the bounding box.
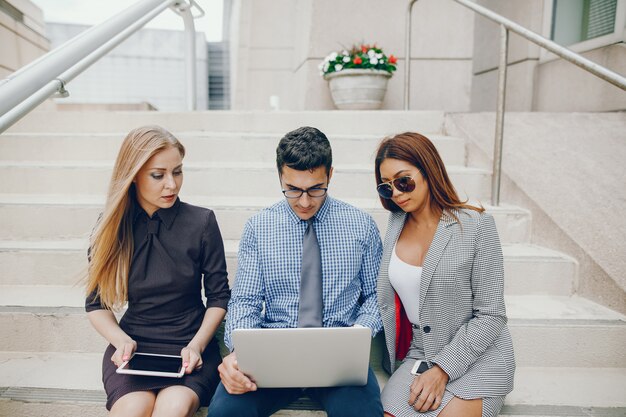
[298,218,323,327]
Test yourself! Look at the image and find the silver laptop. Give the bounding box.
[232,326,371,388]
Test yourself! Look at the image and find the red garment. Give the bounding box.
[394,292,412,361]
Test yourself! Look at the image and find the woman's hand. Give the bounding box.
[408,364,449,412]
[181,343,204,374]
[110,337,137,367]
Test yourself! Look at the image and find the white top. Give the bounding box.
[388,243,422,325]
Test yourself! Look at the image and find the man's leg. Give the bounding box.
[308,367,383,417]
[207,382,302,417]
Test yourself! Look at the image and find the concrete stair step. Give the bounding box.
[0,352,624,413]
[0,241,575,295]
[507,367,626,408]
[0,194,532,244]
[505,295,626,367]
[502,245,576,296]
[0,160,491,200]
[224,242,576,296]
[6,110,446,135]
[1,289,623,367]
[2,392,623,417]
[0,132,466,166]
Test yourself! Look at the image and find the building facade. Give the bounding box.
[45,22,210,112]
[0,0,49,79]
[228,0,626,111]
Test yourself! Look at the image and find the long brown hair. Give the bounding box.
[86,126,185,310]
[374,132,483,216]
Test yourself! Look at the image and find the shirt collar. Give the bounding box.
[130,191,180,230]
[282,195,333,225]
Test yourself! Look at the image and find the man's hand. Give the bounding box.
[217,352,257,394]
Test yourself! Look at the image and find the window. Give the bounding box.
[551,0,618,45]
[541,0,625,60]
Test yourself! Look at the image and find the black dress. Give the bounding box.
[86,197,230,410]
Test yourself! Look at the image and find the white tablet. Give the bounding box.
[116,352,185,378]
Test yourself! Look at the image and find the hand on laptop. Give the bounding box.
[218,352,258,394]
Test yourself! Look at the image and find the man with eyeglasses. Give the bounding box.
[208,126,383,416]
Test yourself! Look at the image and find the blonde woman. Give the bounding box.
[86,126,230,417]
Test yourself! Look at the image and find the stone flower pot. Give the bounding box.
[324,69,392,110]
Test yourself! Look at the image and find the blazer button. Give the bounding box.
[423,326,431,333]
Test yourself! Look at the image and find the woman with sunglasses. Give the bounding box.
[374,132,515,417]
[85,126,230,417]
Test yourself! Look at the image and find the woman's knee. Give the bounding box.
[109,391,156,417]
[439,396,482,417]
[152,386,200,417]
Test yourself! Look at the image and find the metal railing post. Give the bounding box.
[491,25,509,207]
[404,0,418,110]
[181,8,197,111]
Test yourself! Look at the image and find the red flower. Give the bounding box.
[389,55,397,64]
[361,45,369,53]
[353,56,363,65]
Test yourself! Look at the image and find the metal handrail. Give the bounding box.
[404,0,626,205]
[0,0,204,134]
[404,0,418,110]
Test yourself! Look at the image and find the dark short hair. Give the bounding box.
[276,126,332,175]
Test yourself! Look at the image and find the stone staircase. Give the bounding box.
[0,110,624,417]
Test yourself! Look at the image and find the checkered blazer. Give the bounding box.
[377,208,515,398]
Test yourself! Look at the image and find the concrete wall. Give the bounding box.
[229,0,475,111]
[45,23,209,111]
[231,0,625,112]
[471,0,626,112]
[229,0,299,110]
[471,0,544,111]
[0,0,49,79]
[446,112,626,314]
[534,43,626,111]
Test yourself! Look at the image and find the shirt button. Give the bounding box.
[423,325,431,333]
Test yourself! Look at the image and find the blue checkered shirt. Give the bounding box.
[224,196,383,351]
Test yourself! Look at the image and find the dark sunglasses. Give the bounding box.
[376,175,416,199]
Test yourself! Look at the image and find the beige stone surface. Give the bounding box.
[534,44,626,112]
[473,0,544,74]
[471,60,538,111]
[231,0,476,110]
[447,112,626,313]
[0,0,49,74]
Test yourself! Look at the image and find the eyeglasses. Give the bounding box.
[376,176,416,199]
[282,187,328,199]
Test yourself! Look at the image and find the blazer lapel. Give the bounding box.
[419,213,456,316]
[377,211,407,372]
[378,211,406,318]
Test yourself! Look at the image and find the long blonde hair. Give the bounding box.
[86,126,185,310]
